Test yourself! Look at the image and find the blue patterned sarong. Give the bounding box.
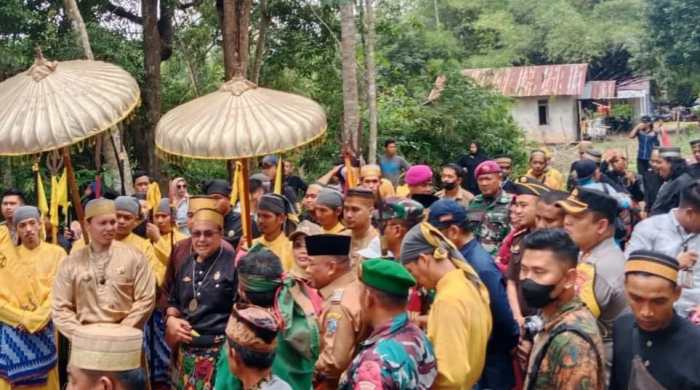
[144,309,171,386]
[0,322,57,386]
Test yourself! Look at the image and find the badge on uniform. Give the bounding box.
[331,289,344,303]
[326,312,342,335]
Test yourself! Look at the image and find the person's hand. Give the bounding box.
[677,251,698,270]
[602,149,617,163]
[63,228,74,242]
[514,314,525,329]
[146,223,161,243]
[70,221,82,240]
[689,305,700,325]
[625,171,637,184]
[515,339,533,371]
[165,316,192,347]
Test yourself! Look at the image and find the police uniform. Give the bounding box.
[306,235,368,388]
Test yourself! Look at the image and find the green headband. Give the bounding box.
[239,274,282,293]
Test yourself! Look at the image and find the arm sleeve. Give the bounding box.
[315,306,358,382]
[51,260,81,338]
[144,242,165,287]
[120,254,156,329]
[481,268,519,349]
[430,300,472,388]
[624,220,653,258]
[549,334,603,390]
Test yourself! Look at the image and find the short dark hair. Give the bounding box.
[1,188,26,204]
[83,368,146,390]
[663,157,688,180]
[521,229,579,267]
[441,163,463,179]
[229,340,276,369]
[237,250,283,307]
[539,190,569,205]
[384,139,396,148]
[249,178,265,194]
[367,286,408,308]
[679,180,700,210]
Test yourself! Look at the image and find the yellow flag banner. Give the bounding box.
[146,182,162,211]
[34,165,49,217]
[230,162,241,206]
[237,161,250,240]
[273,155,283,194]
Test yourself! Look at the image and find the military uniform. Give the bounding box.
[525,298,605,390]
[469,191,512,256]
[314,271,368,387]
[338,312,436,390]
[504,228,537,317]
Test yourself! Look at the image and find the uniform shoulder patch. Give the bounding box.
[331,288,344,303]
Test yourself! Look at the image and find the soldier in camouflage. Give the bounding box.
[338,259,437,390]
[469,160,512,256]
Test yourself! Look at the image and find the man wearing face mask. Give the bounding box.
[519,229,605,390]
[436,163,473,208]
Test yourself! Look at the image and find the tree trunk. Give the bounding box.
[340,1,360,154]
[237,0,252,78]
[63,0,132,193]
[251,0,270,84]
[222,0,239,79]
[363,0,378,164]
[142,0,162,181]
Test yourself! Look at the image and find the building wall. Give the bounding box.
[510,96,578,143]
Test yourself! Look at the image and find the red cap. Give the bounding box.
[474,160,502,178]
[405,165,433,185]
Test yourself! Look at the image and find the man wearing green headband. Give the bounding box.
[338,259,437,389]
[610,250,700,389]
[214,249,320,390]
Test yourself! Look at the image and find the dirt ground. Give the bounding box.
[545,122,700,175]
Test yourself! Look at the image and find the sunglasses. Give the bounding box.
[177,184,187,189]
[191,230,219,238]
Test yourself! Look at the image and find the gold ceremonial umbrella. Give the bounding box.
[155,76,327,244]
[0,51,141,243]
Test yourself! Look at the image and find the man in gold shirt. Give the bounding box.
[314,188,346,234]
[400,222,493,389]
[0,206,65,389]
[342,188,378,266]
[52,198,156,339]
[0,188,26,246]
[360,164,395,198]
[305,234,368,389]
[526,149,565,190]
[252,193,294,271]
[148,198,187,272]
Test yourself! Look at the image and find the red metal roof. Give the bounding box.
[462,64,588,97]
[581,80,617,99]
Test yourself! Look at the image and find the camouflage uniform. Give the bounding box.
[469,191,512,256]
[525,298,605,390]
[338,312,437,390]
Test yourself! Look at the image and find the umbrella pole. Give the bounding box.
[108,131,127,195]
[239,159,253,247]
[62,147,89,245]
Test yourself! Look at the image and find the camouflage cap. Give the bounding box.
[374,197,425,225]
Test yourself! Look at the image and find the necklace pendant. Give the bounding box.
[188,298,198,312]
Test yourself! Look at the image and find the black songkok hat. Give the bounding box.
[305,234,351,256]
[203,179,232,196]
[513,176,550,197]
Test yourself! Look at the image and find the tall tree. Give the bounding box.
[220,0,252,79]
[339,0,360,153]
[63,0,133,193]
[363,0,378,163]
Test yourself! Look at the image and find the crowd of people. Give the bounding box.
[1,136,700,390]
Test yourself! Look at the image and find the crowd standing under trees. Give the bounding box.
[3,1,700,390]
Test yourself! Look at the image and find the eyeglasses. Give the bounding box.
[177,184,187,189]
[191,230,219,238]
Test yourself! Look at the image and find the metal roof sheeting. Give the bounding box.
[462,64,588,98]
[581,80,617,99]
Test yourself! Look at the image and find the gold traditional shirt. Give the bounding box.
[0,224,13,247]
[0,241,65,333]
[315,271,368,387]
[253,233,294,271]
[52,240,156,339]
[152,230,187,285]
[428,266,492,389]
[322,222,347,235]
[526,168,565,191]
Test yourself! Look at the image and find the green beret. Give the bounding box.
[360,259,416,296]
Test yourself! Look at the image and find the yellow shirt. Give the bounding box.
[0,241,65,390]
[252,233,294,272]
[323,222,347,234]
[52,240,156,339]
[378,178,396,198]
[428,266,492,389]
[152,230,187,284]
[526,168,565,190]
[74,233,163,286]
[0,224,13,247]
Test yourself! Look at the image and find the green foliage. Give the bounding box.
[611,102,633,120]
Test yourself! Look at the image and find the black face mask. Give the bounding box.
[521,278,557,309]
[442,181,457,191]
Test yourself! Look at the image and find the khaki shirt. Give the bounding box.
[315,271,368,386]
[52,240,156,339]
[436,187,475,209]
[344,226,379,268]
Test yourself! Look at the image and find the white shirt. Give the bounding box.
[625,209,700,315]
